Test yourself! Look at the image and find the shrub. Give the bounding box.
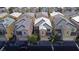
[76,35,79,41]
[27,34,38,44]
[9,36,13,41]
[50,34,57,43]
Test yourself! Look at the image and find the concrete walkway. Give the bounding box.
[40,36,49,41]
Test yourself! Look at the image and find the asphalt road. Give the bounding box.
[0,41,79,51]
[53,41,79,51]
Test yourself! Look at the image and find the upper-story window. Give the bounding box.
[24,32,26,34]
[75,8,79,11]
[0,30,5,35]
[2,10,5,12]
[47,29,50,32]
[64,8,72,12]
[71,28,75,32]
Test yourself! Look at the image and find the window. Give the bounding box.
[0,31,3,35]
[75,8,79,11]
[3,23,8,27]
[71,28,76,36]
[42,31,44,34]
[15,25,18,28]
[66,8,72,12]
[71,28,75,32]
[22,19,25,20]
[47,33,51,36]
[47,29,50,31]
[71,32,76,36]
[16,31,22,35]
[2,10,5,12]
[24,32,27,34]
[0,30,5,35]
[24,32,26,34]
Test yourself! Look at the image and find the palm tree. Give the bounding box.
[48,8,56,43]
[8,7,15,13]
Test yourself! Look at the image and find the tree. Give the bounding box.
[48,8,57,43]
[49,33,58,44]
[8,7,14,13]
[8,7,20,13]
[39,7,42,12]
[27,34,38,44]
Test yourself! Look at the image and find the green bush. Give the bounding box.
[76,35,79,41]
[27,34,38,43]
[9,36,14,41]
[50,34,57,43]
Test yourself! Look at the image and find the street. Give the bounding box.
[0,40,79,51]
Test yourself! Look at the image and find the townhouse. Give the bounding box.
[14,13,34,41]
[71,16,79,36]
[50,12,77,41]
[34,12,52,41]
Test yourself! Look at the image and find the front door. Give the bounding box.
[40,29,49,41]
[56,29,62,41]
[40,29,46,37]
